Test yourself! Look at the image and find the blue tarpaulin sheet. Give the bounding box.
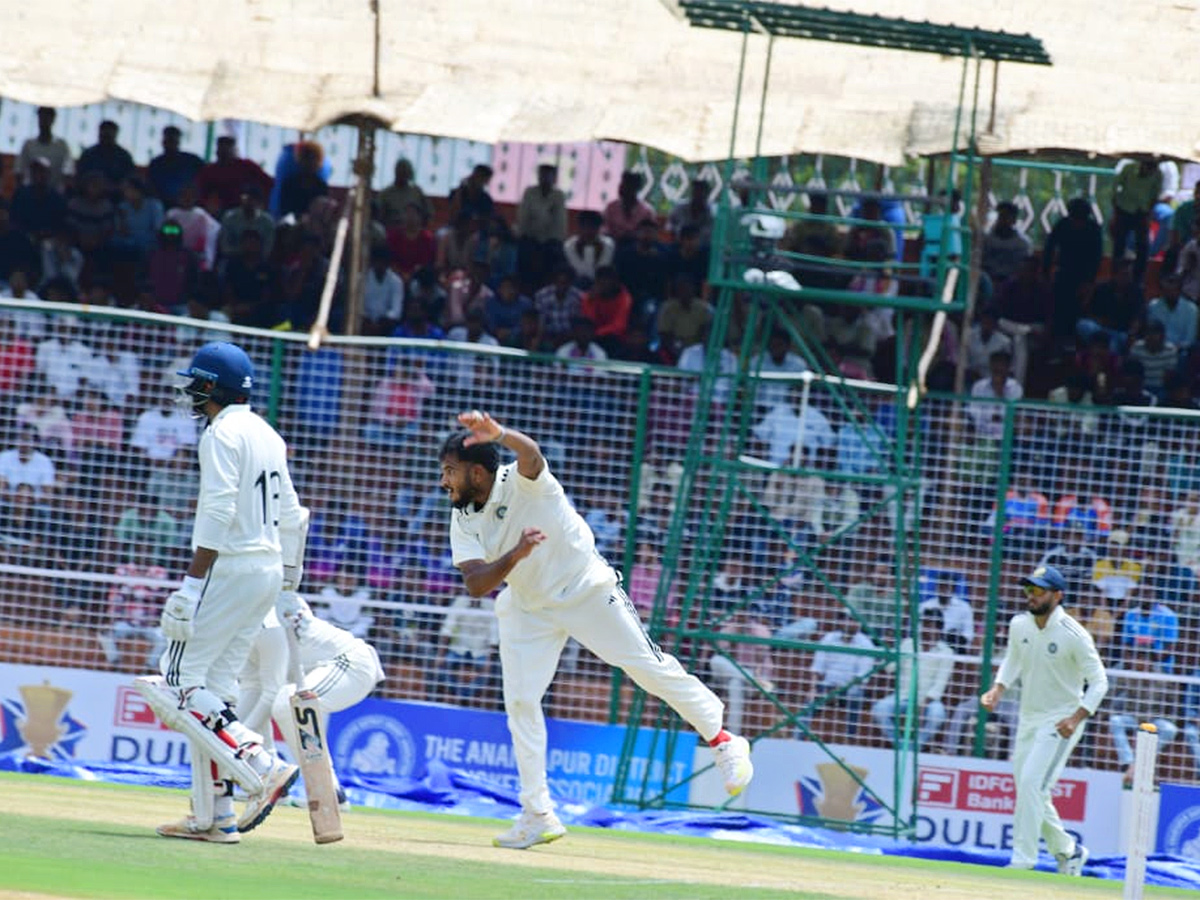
[5,751,1200,889]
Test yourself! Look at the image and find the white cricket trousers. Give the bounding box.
[161,552,282,707]
[497,584,725,815]
[1009,717,1084,868]
[271,643,384,752]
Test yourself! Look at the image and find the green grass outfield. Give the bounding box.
[0,773,1191,900]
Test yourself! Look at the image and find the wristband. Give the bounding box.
[494,426,507,443]
[179,575,205,601]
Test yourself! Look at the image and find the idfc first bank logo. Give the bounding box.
[918,767,1087,820]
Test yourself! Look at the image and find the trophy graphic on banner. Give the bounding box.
[814,760,870,823]
[18,681,73,758]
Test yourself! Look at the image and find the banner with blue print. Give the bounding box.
[1157,783,1200,858]
[327,698,696,807]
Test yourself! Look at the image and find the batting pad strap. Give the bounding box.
[134,676,263,794]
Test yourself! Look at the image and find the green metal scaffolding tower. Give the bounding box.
[612,1,1050,838]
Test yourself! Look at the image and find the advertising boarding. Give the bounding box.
[0,663,695,806]
[690,737,1124,856]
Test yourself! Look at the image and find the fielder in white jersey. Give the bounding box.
[155,341,307,843]
[440,410,753,850]
[980,564,1108,874]
[239,591,385,802]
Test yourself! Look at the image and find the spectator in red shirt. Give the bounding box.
[195,136,272,216]
[603,170,657,246]
[581,265,633,356]
[0,316,35,394]
[386,202,437,279]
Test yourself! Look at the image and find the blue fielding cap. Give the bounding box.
[1020,564,1067,592]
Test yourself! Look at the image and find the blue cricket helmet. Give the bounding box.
[178,341,255,412]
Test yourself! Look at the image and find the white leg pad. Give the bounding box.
[190,743,215,829]
[135,676,264,794]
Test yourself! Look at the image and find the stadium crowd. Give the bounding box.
[2,111,1200,781]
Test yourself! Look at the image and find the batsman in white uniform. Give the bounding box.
[151,341,308,843]
[980,564,1108,874]
[239,592,385,803]
[440,411,753,850]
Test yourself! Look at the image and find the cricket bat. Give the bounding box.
[285,624,344,844]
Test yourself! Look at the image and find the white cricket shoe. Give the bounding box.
[492,810,567,850]
[1056,843,1088,876]
[238,758,299,833]
[713,734,754,796]
[156,813,240,844]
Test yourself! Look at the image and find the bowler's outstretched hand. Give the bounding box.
[459,410,503,446]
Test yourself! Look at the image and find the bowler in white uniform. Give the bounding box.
[440,410,753,850]
[980,564,1108,874]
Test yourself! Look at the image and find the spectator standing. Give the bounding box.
[447,164,495,223]
[277,142,329,221]
[1042,198,1103,343]
[377,159,432,227]
[964,307,1015,382]
[515,163,567,287]
[982,200,1033,288]
[603,170,656,245]
[195,137,273,215]
[75,121,135,193]
[1111,158,1162,284]
[147,125,205,210]
[14,107,73,190]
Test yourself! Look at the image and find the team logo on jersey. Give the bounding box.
[1048,642,1058,654]
[495,505,508,520]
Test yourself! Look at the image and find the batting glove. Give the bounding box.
[161,576,204,642]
